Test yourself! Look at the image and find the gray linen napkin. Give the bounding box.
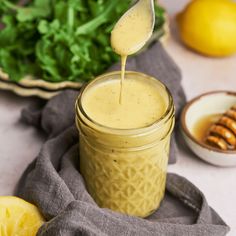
[17,43,229,236]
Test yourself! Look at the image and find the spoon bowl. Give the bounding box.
[111,0,155,56]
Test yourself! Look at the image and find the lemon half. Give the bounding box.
[177,0,236,57]
[0,196,45,236]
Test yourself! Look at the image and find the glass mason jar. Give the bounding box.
[75,71,175,218]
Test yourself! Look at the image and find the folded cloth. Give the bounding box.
[17,43,229,236]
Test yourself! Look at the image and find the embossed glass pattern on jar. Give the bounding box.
[75,71,175,218]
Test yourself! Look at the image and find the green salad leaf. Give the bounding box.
[0,0,165,82]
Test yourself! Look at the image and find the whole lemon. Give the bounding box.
[177,0,236,57]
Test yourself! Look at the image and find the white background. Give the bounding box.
[0,0,235,235]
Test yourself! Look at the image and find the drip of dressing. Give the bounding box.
[111,0,155,103]
[119,56,127,104]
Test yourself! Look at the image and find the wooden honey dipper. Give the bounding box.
[205,105,236,151]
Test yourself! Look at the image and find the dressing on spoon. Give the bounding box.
[111,0,155,103]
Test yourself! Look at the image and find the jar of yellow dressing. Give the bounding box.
[75,71,175,218]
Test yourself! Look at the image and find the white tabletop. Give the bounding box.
[0,0,235,235]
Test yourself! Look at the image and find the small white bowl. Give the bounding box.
[181,91,236,167]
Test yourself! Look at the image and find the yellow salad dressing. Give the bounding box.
[82,78,166,129]
[77,72,174,217]
[76,0,175,218]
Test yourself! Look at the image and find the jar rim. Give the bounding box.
[76,71,174,135]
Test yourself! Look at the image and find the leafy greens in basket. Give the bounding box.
[0,0,165,83]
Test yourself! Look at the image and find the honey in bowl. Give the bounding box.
[192,105,236,151]
[192,114,221,143]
